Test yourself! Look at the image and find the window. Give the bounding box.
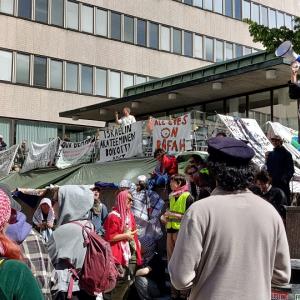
[203,0,212,10]
[33,56,47,87]
[95,68,106,96]
[268,9,276,28]
[276,11,284,28]
[81,65,93,94]
[225,0,232,17]
[242,0,250,20]
[96,9,107,36]
[205,100,224,122]
[149,22,159,49]
[50,60,62,89]
[124,16,134,43]
[251,3,259,23]
[184,31,193,57]
[109,71,121,98]
[110,12,121,40]
[137,19,147,46]
[194,0,202,7]
[0,0,14,14]
[183,0,193,4]
[66,63,78,92]
[16,54,30,84]
[225,42,233,60]
[285,14,292,30]
[273,87,297,129]
[18,0,31,19]
[136,75,146,84]
[0,50,12,81]
[248,91,271,127]
[213,0,222,14]
[215,40,223,62]
[194,34,203,59]
[81,5,93,33]
[234,0,242,20]
[235,44,243,57]
[66,1,78,30]
[160,26,170,51]
[51,0,63,26]
[205,37,213,61]
[123,73,134,89]
[243,46,251,55]
[173,29,182,54]
[226,96,246,117]
[260,6,268,26]
[35,0,48,23]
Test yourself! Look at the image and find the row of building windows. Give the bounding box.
[0,49,154,98]
[0,0,257,62]
[174,0,294,29]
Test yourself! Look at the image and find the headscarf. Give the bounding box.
[114,190,131,232]
[0,189,11,232]
[33,198,55,227]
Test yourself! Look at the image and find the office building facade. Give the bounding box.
[0,0,298,144]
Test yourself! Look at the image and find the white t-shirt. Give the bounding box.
[118,115,136,126]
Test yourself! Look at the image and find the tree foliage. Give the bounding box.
[247,17,300,53]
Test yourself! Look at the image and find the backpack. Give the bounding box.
[67,221,118,298]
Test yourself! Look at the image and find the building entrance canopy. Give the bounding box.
[60,52,290,123]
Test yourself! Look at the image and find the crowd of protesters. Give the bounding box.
[0,132,294,300]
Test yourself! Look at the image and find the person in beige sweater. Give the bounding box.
[169,137,291,300]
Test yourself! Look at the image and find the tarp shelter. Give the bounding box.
[0,158,157,190]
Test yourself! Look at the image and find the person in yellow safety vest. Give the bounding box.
[161,174,194,300]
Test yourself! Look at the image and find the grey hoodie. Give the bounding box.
[48,185,94,293]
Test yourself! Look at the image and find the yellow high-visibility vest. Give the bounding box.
[166,192,190,230]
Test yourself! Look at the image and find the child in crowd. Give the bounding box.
[103,190,142,300]
[33,198,55,242]
[161,174,194,300]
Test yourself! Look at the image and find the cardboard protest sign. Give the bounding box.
[21,138,59,173]
[0,145,19,177]
[218,114,273,167]
[98,122,143,162]
[56,137,95,169]
[152,114,192,154]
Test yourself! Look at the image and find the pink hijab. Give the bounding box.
[114,190,131,231]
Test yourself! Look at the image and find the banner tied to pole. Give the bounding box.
[152,114,192,154]
[97,122,143,162]
[0,145,19,177]
[21,138,59,173]
[55,137,96,169]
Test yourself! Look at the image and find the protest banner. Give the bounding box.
[152,114,192,154]
[21,138,59,173]
[0,145,19,177]
[218,114,273,167]
[98,122,143,162]
[56,137,95,169]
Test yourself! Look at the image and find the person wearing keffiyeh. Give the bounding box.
[33,198,55,242]
[104,190,142,300]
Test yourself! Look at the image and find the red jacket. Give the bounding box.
[104,210,142,266]
[161,155,178,176]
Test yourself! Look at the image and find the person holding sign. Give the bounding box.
[115,107,136,126]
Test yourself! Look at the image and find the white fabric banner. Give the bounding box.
[21,138,59,173]
[0,145,19,177]
[218,114,273,167]
[56,137,95,169]
[98,122,143,162]
[152,113,192,154]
